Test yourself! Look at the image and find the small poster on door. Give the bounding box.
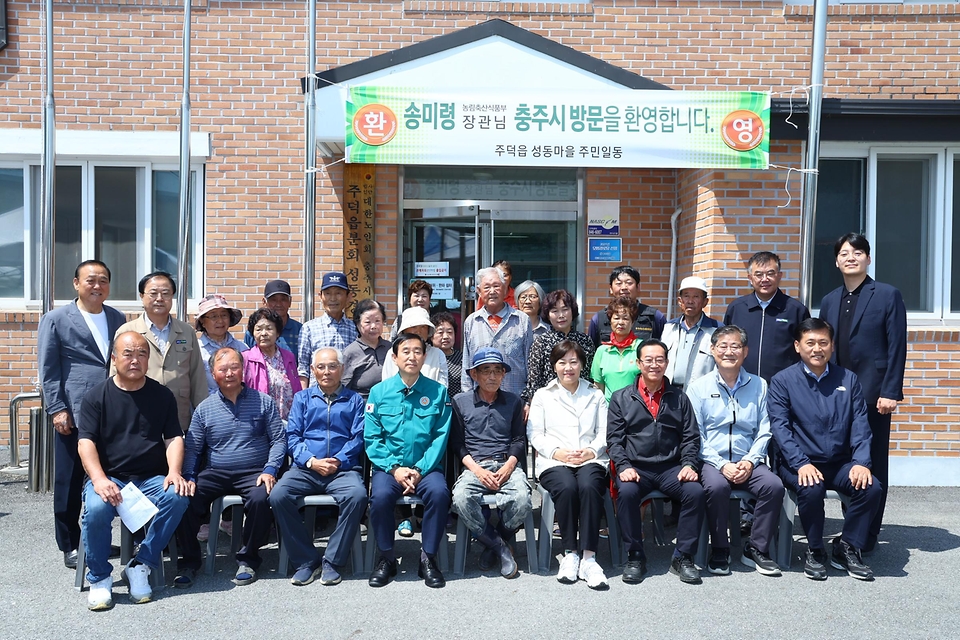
[423,278,454,300]
[414,262,449,277]
[588,238,622,263]
[587,199,620,236]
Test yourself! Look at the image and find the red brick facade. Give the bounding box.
[2,1,958,480]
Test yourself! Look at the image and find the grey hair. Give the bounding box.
[514,280,545,304]
[312,346,343,366]
[710,325,748,347]
[212,347,244,368]
[476,266,505,284]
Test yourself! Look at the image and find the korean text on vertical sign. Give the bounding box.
[343,164,376,304]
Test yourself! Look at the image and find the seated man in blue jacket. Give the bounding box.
[686,325,784,577]
[365,333,453,588]
[607,338,705,585]
[269,346,367,587]
[768,318,883,581]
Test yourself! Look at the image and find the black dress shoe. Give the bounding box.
[63,549,78,569]
[804,547,828,581]
[669,553,702,585]
[621,552,647,584]
[418,555,446,588]
[368,556,398,588]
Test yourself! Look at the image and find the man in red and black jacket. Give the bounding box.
[607,338,704,586]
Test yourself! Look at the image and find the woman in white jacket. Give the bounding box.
[527,339,610,590]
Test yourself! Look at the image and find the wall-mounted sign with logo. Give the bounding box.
[588,238,622,263]
[345,87,769,169]
[587,199,620,236]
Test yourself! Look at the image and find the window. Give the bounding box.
[813,144,958,321]
[0,160,203,303]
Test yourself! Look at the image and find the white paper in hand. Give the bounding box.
[117,482,160,532]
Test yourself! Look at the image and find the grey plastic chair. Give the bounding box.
[204,495,244,575]
[536,481,623,571]
[452,493,538,575]
[276,493,365,576]
[777,488,851,569]
[75,519,177,591]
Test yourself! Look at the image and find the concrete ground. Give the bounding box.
[1,449,958,639]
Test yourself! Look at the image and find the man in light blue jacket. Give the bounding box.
[686,325,784,577]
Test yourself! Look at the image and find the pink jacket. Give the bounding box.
[242,346,302,396]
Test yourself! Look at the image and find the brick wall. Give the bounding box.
[2,2,959,470]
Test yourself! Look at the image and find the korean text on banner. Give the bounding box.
[345,87,769,169]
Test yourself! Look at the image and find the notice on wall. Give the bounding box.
[424,278,454,300]
[343,164,376,302]
[414,262,449,277]
[588,238,622,263]
[587,199,620,236]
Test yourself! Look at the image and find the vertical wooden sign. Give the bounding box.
[343,164,376,303]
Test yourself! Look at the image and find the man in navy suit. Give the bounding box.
[819,233,907,551]
[38,260,126,567]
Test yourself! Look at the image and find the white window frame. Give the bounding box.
[819,141,957,325]
[0,158,205,310]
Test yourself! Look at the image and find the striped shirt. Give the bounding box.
[297,313,359,381]
[182,385,286,480]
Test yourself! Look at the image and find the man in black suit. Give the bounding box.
[38,260,126,567]
[819,233,907,552]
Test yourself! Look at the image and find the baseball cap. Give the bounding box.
[264,280,292,299]
[466,347,512,373]
[321,272,350,291]
[678,276,709,295]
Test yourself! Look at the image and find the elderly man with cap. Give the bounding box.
[298,272,358,388]
[245,279,303,365]
[380,307,449,386]
[662,276,721,391]
[196,294,248,395]
[450,347,531,578]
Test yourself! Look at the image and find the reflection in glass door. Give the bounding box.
[403,206,578,329]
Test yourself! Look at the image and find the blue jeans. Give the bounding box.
[81,476,190,584]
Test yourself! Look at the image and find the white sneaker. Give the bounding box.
[197,524,210,542]
[578,556,609,590]
[87,576,113,611]
[557,551,580,584]
[124,561,152,604]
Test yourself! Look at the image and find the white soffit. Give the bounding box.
[0,129,213,160]
[315,36,637,144]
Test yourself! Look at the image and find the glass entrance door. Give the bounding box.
[402,205,578,329]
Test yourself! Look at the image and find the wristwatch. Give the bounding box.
[306,458,314,469]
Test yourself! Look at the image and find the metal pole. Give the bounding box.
[303,0,318,322]
[40,0,55,315]
[799,0,828,310]
[176,0,193,319]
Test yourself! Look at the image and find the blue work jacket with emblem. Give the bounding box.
[364,373,452,474]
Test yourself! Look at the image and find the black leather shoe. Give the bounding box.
[621,552,647,584]
[830,540,874,581]
[669,553,702,584]
[63,549,78,569]
[418,555,446,588]
[368,556,397,588]
[804,547,828,581]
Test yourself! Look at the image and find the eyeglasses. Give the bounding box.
[639,357,666,366]
[517,292,539,302]
[750,270,779,281]
[714,343,743,352]
[144,289,173,300]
